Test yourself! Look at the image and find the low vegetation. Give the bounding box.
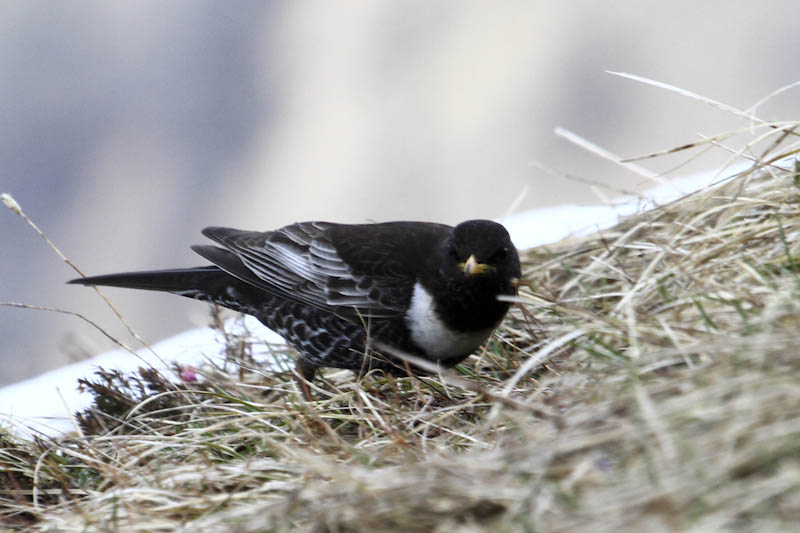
[2,121,800,531]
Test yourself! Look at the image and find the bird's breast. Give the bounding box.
[404,282,495,360]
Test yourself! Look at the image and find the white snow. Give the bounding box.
[503,161,748,250]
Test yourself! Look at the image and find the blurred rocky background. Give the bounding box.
[2,1,799,385]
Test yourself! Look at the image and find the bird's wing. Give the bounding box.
[197,222,446,319]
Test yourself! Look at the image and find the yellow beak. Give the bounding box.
[461,254,491,276]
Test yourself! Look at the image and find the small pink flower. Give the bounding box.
[181,365,198,382]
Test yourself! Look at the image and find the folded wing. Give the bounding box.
[196,222,431,320]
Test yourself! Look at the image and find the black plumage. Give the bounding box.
[69,219,521,388]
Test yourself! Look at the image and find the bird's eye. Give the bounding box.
[491,247,508,262]
[449,246,460,259]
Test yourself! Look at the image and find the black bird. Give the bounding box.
[69,220,521,392]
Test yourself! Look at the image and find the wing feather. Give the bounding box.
[197,222,426,319]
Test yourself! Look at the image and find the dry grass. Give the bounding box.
[3,123,800,532]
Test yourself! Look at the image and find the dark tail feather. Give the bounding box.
[67,266,270,315]
[68,266,226,293]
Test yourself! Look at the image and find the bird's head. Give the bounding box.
[443,220,521,292]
